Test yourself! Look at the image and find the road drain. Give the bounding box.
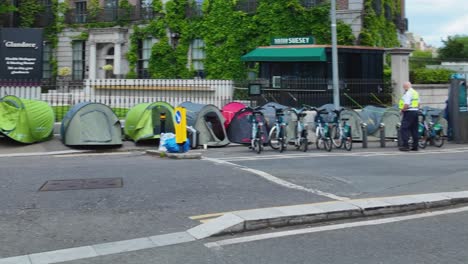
[39,178,123,191]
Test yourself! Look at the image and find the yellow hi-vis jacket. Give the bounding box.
[399,88,420,110]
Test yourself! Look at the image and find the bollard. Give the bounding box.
[396,123,401,147]
[361,122,368,148]
[379,123,386,148]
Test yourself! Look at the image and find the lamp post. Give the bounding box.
[330,0,340,109]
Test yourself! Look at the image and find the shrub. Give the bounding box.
[410,68,454,84]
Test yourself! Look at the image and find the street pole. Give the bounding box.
[330,0,340,109]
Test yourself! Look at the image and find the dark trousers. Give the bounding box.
[401,110,419,149]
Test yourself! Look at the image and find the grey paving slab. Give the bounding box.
[146,150,202,159]
[92,237,154,256]
[187,213,244,239]
[378,196,427,211]
[233,208,287,221]
[149,232,196,247]
[410,193,453,207]
[440,191,468,202]
[314,201,361,213]
[276,204,327,216]
[29,246,97,264]
[0,256,31,264]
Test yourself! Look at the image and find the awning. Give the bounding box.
[241,47,326,62]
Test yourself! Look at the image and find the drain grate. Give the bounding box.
[39,178,123,191]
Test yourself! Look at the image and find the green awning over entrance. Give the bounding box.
[241,47,327,62]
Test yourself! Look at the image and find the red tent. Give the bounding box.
[221,102,246,128]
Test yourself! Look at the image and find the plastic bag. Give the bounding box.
[182,139,191,152]
[159,133,175,152]
[164,137,180,153]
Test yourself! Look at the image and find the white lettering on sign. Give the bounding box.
[273,37,312,45]
[3,41,38,49]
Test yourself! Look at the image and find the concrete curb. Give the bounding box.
[186,191,468,238]
[146,150,202,159]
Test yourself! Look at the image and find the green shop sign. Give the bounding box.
[271,36,315,45]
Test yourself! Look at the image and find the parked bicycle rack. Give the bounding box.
[396,123,402,147]
[361,122,368,148]
[379,123,386,148]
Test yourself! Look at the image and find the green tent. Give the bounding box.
[60,102,122,146]
[0,95,54,143]
[124,102,175,142]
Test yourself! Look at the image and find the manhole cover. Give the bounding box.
[39,178,123,191]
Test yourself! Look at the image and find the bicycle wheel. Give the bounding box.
[432,130,444,147]
[254,138,262,154]
[324,137,332,152]
[418,131,428,149]
[343,127,353,151]
[316,135,322,150]
[300,131,308,152]
[331,126,342,148]
[268,126,280,150]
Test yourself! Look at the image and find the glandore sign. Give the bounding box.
[0,28,43,80]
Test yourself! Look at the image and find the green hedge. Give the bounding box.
[410,68,454,84]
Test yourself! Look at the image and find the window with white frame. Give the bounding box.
[138,38,152,78]
[72,41,85,80]
[192,39,205,77]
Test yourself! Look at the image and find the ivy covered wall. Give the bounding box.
[127,0,356,80]
[358,0,401,48]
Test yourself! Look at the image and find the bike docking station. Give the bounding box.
[448,76,468,143]
[147,107,202,159]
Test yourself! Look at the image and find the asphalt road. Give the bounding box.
[1,143,468,262]
[0,152,328,258]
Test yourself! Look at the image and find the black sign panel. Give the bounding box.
[0,28,44,80]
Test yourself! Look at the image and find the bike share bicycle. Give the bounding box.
[331,108,353,151]
[418,110,445,148]
[249,107,266,154]
[308,107,332,152]
[289,107,310,152]
[268,105,287,152]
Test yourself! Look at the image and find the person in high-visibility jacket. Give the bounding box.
[399,81,420,151]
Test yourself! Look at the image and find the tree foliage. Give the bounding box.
[439,35,468,59]
[0,0,16,14]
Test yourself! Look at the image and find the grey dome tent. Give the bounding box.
[260,102,289,131]
[227,107,268,144]
[319,104,364,140]
[180,102,229,147]
[60,102,122,146]
[360,106,400,138]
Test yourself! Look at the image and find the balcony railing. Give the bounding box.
[65,7,156,24]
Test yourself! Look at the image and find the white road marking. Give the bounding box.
[53,152,139,158]
[203,157,349,201]
[204,205,468,249]
[0,150,90,158]
[211,147,468,162]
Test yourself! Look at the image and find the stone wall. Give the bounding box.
[336,0,364,39]
[413,84,449,110]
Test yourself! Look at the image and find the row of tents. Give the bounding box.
[0,95,448,147]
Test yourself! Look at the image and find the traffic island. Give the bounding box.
[187,191,468,239]
[146,150,202,159]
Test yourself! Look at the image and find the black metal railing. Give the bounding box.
[234,78,390,108]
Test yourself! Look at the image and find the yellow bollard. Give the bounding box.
[174,107,187,144]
